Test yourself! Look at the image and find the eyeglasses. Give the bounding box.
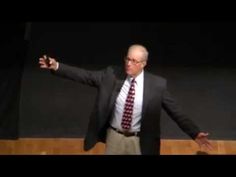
[124,57,144,65]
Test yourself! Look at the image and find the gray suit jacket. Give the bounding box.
[53,63,200,155]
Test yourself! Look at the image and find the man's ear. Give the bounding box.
[142,61,147,68]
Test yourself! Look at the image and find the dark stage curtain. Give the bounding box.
[0,23,28,139]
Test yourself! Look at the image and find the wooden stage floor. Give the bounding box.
[0,138,235,155]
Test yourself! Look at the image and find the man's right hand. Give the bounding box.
[39,55,58,71]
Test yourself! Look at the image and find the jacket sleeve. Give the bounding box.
[52,63,108,88]
[162,88,200,139]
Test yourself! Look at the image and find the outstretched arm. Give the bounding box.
[162,89,200,139]
[39,55,106,87]
[162,90,213,151]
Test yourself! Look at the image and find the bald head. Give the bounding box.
[127,44,149,61]
[124,44,148,78]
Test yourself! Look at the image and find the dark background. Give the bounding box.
[0,23,28,139]
[1,22,236,140]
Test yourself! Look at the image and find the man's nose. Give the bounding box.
[127,60,132,66]
[126,63,131,67]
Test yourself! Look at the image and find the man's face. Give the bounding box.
[124,48,146,78]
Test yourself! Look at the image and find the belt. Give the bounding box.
[110,126,140,137]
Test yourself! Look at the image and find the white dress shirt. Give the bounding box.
[110,70,144,132]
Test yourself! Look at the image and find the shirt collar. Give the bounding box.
[127,70,144,86]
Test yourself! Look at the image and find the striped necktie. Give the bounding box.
[121,79,135,130]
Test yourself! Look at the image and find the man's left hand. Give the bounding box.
[195,132,213,151]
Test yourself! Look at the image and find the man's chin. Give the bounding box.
[126,70,132,76]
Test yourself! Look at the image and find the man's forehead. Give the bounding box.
[129,47,143,52]
[128,50,143,58]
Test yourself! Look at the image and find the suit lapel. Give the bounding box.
[108,70,126,113]
[141,71,152,120]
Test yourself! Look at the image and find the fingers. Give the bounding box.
[201,142,213,151]
[38,55,49,69]
[39,55,56,69]
[203,132,209,137]
[39,58,46,67]
[40,65,48,68]
[205,142,213,151]
[39,58,45,63]
[48,57,54,65]
[197,132,209,138]
[195,134,213,151]
[203,138,213,150]
[198,138,213,151]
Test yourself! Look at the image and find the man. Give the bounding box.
[39,44,212,155]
